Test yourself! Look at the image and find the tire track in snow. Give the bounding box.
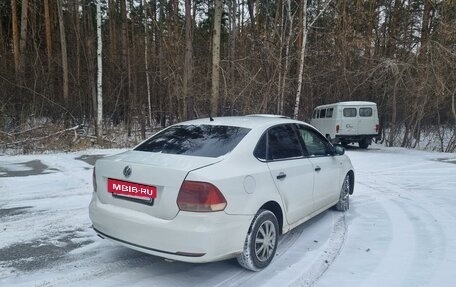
[377,178,456,286]
[213,212,348,287]
[287,214,347,287]
[351,170,456,287]
[212,218,309,287]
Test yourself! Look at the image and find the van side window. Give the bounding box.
[320,109,326,118]
[326,108,333,118]
[359,107,372,117]
[343,108,357,117]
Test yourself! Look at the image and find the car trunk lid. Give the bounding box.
[95,150,222,220]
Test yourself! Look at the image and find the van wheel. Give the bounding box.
[358,138,369,149]
[237,210,279,271]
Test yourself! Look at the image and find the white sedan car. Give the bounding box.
[89,116,354,271]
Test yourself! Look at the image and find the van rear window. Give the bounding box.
[360,107,373,117]
[343,108,357,117]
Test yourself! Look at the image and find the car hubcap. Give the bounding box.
[255,220,276,262]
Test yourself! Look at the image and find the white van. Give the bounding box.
[310,101,380,149]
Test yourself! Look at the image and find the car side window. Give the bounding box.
[267,125,303,160]
[297,126,332,157]
[253,133,267,160]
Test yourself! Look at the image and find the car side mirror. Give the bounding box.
[334,145,345,155]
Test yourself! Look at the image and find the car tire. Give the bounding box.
[335,174,350,211]
[358,138,369,149]
[237,209,279,271]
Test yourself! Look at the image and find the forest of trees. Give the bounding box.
[0,0,455,152]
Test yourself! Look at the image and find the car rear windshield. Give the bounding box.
[134,125,251,158]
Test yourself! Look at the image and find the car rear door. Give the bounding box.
[262,124,315,225]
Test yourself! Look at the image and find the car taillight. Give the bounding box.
[336,124,340,134]
[93,168,97,192]
[177,181,227,212]
[375,124,379,133]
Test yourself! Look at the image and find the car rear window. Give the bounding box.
[135,125,251,157]
[359,107,373,117]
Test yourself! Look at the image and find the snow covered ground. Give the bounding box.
[1,145,455,287]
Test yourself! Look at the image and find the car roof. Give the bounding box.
[178,115,308,129]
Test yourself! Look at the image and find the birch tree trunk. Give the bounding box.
[293,0,333,119]
[210,0,222,116]
[293,0,308,119]
[96,0,103,144]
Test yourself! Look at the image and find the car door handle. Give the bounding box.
[276,172,287,180]
[315,166,321,172]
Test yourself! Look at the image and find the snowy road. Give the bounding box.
[1,146,456,287]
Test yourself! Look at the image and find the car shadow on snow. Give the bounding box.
[87,210,341,286]
[0,160,60,177]
[0,229,93,272]
[74,154,107,166]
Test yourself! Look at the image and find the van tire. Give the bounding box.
[358,138,369,149]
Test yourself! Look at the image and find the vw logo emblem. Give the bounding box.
[123,166,132,178]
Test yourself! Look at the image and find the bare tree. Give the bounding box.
[57,0,69,106]
[183,0,194,120]
[278,0,294,115]
[96,0,103,144]
[11,0,20,74]
[293,0,332,119]
[211,0,223,116]
[44,0,52,71]
[143,0,152,126]
[18,0,28,74]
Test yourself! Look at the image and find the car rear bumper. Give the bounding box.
[89,193,253,263]
[335,134,379,142]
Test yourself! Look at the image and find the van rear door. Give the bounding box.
[357,106,378,135]
[339,107,358,135]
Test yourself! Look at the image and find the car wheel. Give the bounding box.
[335,174,350,211]
[358,138,369,149]
[237,209,279,271]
